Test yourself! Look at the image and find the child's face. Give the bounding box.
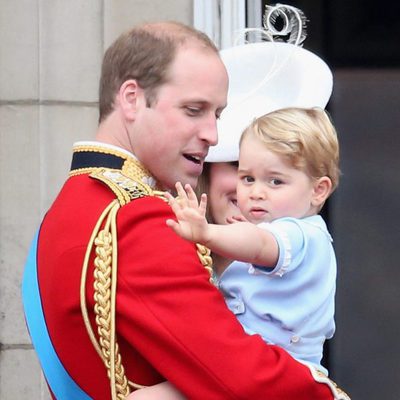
[237,134,318,224]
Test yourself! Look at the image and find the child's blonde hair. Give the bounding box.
[240,107,340,192]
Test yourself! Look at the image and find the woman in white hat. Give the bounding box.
[200,37,334,271]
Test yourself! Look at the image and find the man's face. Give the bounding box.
[131,45,228,190]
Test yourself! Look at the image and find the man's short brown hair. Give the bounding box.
[98,21,218,122]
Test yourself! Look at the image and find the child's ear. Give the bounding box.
[311,176,332,207]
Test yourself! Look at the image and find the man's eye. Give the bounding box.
[185,107,201,116]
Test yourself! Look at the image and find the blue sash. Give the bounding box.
[22,230,92,399]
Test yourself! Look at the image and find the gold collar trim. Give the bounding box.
[69,143,162,191]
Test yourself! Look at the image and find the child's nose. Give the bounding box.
[250,184,266,200]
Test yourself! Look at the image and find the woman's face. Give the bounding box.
[207,162,243,224]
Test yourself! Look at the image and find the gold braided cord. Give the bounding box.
[108,204,146,392]
[80,200,134,399]
[93,204,130,399]
[81,200,117,361]
[196,244,213,283]
[108,209,118,397]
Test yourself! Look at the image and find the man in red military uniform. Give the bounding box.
[22,21,348,399]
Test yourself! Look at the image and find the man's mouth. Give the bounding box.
[184,154,203,165]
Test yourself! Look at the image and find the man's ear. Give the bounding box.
[311,176,332,207]
[117,79,141,121]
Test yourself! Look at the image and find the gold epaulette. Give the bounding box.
[88,158,164,206]
[308,366,351,399]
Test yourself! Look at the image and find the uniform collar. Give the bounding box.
[70,141,159,190]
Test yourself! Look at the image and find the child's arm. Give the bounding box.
[127,381,186,400]
[166,182,279,268]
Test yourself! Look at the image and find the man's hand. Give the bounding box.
[165,182,210,245]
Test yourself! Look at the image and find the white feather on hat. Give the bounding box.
[206,41,333,162]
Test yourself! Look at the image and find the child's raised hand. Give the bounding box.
[165,182,210,244]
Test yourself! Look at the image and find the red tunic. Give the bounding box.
[35,145,344,399]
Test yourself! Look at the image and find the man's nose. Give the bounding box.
[199,116,218,146]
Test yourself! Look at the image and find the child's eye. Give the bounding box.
[242,176,255,184]
[270,178,283,186]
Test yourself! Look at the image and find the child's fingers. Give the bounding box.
[166,219,189,240]
[166,218,180,234]
[227,215,247,224]
[164,191,174,203]
[232,214,247,222]
[165,191,181,209]
[166,218,176,228]
[184,184,199,206]
[175,182,188,202]
[166,193,184,217]
[199,193,207,217]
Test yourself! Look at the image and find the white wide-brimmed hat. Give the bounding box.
[206,41,333,162]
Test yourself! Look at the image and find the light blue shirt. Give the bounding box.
[216,215,336,374]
